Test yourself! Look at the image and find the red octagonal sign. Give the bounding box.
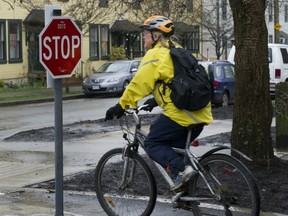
[39,17,82,79]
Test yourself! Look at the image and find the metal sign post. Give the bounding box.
[40,6,82,216]
[54,78,63,216]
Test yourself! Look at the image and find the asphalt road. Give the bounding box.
[0,97,120,140]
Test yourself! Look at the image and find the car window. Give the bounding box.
[231,65,235,75]
[224,65,234,78]
[268,48,272,63]
[97,62,130,73]
[280,48,288,64]
[214,65,222,78]
[130,61,140,71]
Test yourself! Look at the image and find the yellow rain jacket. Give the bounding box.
[119,41,213,127]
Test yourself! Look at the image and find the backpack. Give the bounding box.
[164,47,212,111]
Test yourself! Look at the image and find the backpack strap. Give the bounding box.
[168,40,175,48]
[156,81,168,105]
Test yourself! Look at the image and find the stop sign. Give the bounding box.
[39,17,82,79]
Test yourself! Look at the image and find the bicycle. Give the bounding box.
[94,105,260,216]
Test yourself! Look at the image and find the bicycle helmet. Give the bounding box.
[140,15,174,36]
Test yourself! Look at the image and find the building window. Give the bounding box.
[186,27,200,53]
[132,0,141,9]
[268,2,273,22]
[269,34,273,43]
[285,5,288,22]
[0,20,6,64]
[191,31,199,52]
[89,24,109,60]
[222,0,227,20]
[132,34,142,58]
[89,24,99,60]
[100,25,109,59]
[8,20,22,63]
[186,0,193,13]
[99,0,108,8]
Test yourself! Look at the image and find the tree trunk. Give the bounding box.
[229,0,274,161]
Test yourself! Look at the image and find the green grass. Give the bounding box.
[0,79,45,93]
[0,94,50,102]
[0,86,45,93]
[0,83,82,103]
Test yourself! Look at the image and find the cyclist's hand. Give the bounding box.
[143,98,158,112]
[105,103,125,120]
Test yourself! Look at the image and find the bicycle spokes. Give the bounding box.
[189,154,259,215]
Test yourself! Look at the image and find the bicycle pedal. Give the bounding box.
[171,182,189,193]
[172,201,191,210]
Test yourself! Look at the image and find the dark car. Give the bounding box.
[82,60,141,96]
[200,60,235,107]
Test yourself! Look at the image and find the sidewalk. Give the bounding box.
[0,85,84,106]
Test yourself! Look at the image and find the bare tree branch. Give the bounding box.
[2,0,15,10]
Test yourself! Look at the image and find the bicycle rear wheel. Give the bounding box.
[95,148,157,216]
[189,154,260,216]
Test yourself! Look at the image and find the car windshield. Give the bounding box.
[96,62,130,73]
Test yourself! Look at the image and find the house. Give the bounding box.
[0,0,203,85]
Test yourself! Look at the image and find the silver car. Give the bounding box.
[82,60,140,96]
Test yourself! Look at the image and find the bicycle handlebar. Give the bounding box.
[123,104,149,126]
[124,104,149,115]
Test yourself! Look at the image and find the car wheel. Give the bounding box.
[221,92,229,107]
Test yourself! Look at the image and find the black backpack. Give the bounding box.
[163,48,212,111]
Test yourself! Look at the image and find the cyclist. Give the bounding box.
[105,15,213,191]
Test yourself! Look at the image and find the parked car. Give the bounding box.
[82,60,141,96]
[228,43,288,97]
[200,60,235,107]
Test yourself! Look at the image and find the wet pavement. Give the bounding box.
[0,87,287,215]
[0,119,287,215]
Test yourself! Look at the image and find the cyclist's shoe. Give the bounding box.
[171,166,197,192]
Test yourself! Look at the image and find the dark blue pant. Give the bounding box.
[144,114,203,177]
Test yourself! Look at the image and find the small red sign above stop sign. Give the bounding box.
[39,17,82,79]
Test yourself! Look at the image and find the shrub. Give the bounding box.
[0,79,4,88]
[109,45,127,61]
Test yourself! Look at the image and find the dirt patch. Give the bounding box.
[5,106,288,214]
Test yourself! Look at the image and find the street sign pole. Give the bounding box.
[46,7,64,216]
[50,9,64,216]
[54,77,63,216]
[39,14,82,215]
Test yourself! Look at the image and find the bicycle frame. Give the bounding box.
[122,105,253,204]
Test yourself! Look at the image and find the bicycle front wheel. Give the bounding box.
[95,148,157,216]
[190,154,260,216]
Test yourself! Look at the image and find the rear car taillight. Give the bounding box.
[275,69,281,79]
[213,81,219,88]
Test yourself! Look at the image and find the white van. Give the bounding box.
[228,43,288,96]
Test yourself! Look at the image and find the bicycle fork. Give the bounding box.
[119,156,136,189]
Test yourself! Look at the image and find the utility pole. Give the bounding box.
[274,0,280,43]
[216,0,220,59]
